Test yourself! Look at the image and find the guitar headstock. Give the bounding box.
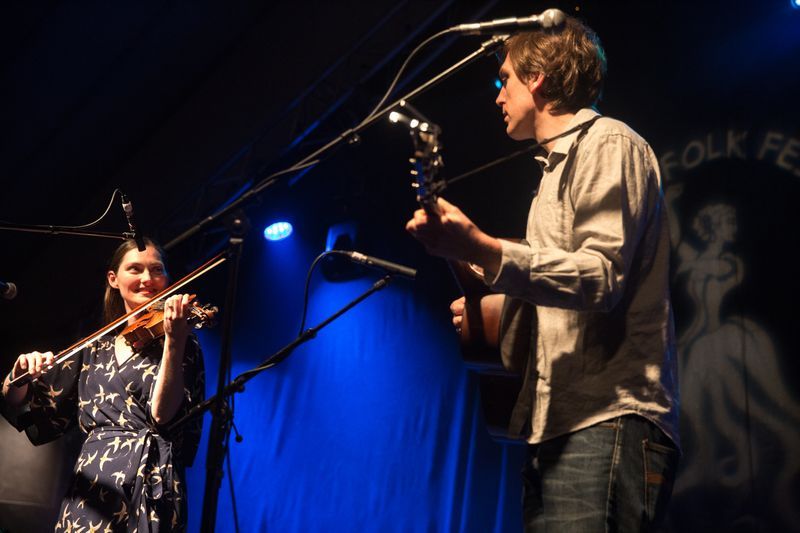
[409,122,445,214]
[389,102,445,214]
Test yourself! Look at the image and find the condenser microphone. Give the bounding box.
[450,8,566,36]
[121,193,147,252]
[338,251,417,279]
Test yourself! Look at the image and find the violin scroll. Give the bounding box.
[189,302,219,330]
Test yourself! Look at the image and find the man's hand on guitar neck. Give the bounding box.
[406,197,502,276]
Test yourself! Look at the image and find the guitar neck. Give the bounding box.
[418,194,440,216]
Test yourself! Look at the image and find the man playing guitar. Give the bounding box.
[406,14,679,532]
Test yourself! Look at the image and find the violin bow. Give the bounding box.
[9,252,228,387]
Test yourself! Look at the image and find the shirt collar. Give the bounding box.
[534,108,600,172]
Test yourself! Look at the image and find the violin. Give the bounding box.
[9,252,228,387]
[121,295,218,352]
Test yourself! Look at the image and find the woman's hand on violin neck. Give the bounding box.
[163,294,191,341]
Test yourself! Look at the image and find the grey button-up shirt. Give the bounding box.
[489,108,679,447]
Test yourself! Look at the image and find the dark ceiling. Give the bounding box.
[1,0,798,360]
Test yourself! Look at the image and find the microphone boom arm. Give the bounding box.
[163,34,509,251]
[0,220,132,241]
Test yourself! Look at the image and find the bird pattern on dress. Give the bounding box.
[11,334,204,532]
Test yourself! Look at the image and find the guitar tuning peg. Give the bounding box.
[410,170,419,176]
[409,158,416,164]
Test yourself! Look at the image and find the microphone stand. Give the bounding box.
[169,34,507,533]
[163,34,508,252]
[198,215,247,533]
[170,275,393,532]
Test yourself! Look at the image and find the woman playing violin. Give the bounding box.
[1,238,204,532]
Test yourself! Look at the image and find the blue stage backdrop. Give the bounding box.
[184,235,526,532]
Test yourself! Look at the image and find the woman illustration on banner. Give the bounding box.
[666,185,800,528]
[1,238,204,532]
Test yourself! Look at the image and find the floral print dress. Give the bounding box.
[4,335,204,532]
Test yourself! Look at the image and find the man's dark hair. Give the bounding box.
[504,16,607,113]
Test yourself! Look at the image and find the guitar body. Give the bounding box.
[449,259,524,443]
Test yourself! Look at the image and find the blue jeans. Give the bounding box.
[522,415,679,532]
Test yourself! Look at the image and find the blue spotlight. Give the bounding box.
[792,0,800,9]
[263,221,293,241]
[494,77,503,90]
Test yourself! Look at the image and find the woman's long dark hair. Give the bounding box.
[103,238,167,324]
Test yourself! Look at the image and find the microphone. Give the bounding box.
[450,8,566,36]
[121,193,147,252]
[1,281,17,300]
[337,251,417,279]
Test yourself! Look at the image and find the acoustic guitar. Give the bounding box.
[404,110,523,443]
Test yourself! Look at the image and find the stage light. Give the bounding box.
[793,0,800,9]
[263,221,293,241]
[494,78,502,90]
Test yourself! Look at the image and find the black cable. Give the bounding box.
[167,25,462,252]
[167,270,394,436]
[248,160,320,196]
[357,28,454,129]
[296,250,347,337]
[230,249,349,383]
[0,188,123,229]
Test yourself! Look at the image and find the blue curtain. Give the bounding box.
[184,238,525,532]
